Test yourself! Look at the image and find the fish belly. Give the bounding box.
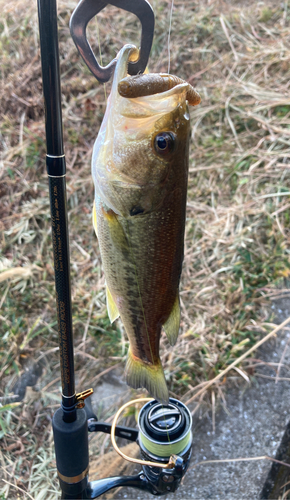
[95,187,186,403]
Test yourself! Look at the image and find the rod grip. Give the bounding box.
[53,408,89,497]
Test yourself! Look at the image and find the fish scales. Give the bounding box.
[96,187,185,362]
[92,44,200,403]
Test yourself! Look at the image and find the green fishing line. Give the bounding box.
[139,429,191,457]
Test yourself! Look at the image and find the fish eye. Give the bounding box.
[154,132,175,155]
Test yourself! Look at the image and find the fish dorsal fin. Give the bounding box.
[92,201,98,238]
[163,294,181,346]
[106,284,120,323]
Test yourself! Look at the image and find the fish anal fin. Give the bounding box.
[106,285,120,323]
[125,349,169,404]
[92,201,98,238]
[163,294,181,346]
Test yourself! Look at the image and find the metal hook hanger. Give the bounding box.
[70,0,155,83]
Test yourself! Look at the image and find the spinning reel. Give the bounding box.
[53,396,192,498]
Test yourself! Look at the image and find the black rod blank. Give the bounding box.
[37,0,63,156]
[37,0,76,422]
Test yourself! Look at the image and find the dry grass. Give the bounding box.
[1,0,290,497]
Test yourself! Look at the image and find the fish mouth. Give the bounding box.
[115,50,200,106]
[118,74,200,106]
[117,75,187,99]
[108,45,192,119]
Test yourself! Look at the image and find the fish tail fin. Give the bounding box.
[125,349,169,404]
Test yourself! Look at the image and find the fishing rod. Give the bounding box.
[37,0,193,497]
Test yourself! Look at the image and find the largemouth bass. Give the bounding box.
[92,45,200,403]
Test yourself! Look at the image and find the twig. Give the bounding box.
[190,455,290,470]
[220,16,239,62]
[89,363,121,386]
[185,316,290,405]
[1,479,34,500]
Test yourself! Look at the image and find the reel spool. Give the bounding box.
[111,397,193,495]
[138,398,192,462]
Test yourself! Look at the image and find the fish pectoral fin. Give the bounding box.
[125,349,169,404]
[92,201,98,238]
[163,294,181,346]
[101,206,130,254]
[106,285,120,323]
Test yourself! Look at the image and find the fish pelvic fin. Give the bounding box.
[106,284,120,323]
[92,201,98,238]
[125,349,169,404]
[163,294,181,346]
